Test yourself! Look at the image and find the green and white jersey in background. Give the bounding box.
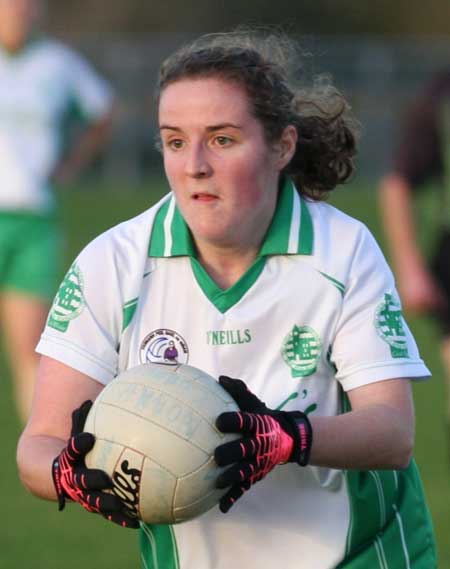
[0,37,113,213]
[37,180,436,569]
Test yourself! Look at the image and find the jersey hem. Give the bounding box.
[36,336,115,385]
[338,360,431,391]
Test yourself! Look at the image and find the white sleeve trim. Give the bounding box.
[36,336,116,386]
[338,360,431,391]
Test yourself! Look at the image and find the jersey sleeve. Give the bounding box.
[64,48,114,122]
[36,232,122,384]
[332,224,431,391]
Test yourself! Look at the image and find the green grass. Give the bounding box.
[1,178,449,567]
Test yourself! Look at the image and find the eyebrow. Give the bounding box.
[159,123,242,132]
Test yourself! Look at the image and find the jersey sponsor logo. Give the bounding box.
[375,293,410,358]
[281,325,322,377]
[140,328,189,365]
[206,329,251,346]
[48,263,84,333]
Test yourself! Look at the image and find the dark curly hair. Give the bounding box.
[156,30,358,201]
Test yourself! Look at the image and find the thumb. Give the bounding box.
[219,376,267,412]
[68,432,96,459]
[71,400,93,436]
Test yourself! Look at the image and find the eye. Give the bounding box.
[165,138,185,151]
[213,135,233,147]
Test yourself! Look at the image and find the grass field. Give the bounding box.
[1,178,449,568]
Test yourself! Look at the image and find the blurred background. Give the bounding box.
[45,0,450,185]
[2,1,449,568]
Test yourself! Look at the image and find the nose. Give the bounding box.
[184,142,212,178]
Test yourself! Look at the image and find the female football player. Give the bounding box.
[18,29,436,568]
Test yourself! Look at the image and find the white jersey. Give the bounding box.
[0,37,113,213]
[37,180,435,569]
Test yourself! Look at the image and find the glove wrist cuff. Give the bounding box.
[52,456,69,511]
[283,411,313,466]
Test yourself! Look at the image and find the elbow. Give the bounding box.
[389,431,414,470]
[16,433,41,497]
[16,436,32,493]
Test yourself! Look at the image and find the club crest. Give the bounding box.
[281,325,321,377]
[375,293,409,358]
[48,263,85,333]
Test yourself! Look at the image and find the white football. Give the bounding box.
[84,362,240,524]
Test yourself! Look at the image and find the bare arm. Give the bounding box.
[379,174,422,273]
[309,378,414,470]
[52,109,115,186]
[17,356,104,500]
[379,173,445,313]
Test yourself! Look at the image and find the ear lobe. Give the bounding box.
[277,125,298,169]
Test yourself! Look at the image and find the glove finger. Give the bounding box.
[81,489,128,513]
[219,481,251,513]
[71,400,94,436]
[219,376,267,412]
[102,510,140,529]
[215,435,261,466]
[216,460,258,488]
[216,411,264,435]
[74,468,113,491]
[65,432,96,462]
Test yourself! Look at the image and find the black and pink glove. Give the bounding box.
[52,400,139,529]
[215,376,313,513]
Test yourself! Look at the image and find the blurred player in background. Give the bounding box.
[0,0,114,421]
[18,30,436,568]
[379,70,450,446]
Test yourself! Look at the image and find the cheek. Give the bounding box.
[163,153,181,185]
[230,152,277,198]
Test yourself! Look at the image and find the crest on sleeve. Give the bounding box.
[48,263,85,333]
[375,293,409,358]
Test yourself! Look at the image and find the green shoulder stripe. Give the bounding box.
[319,271,346,296]
[122,298,138,331]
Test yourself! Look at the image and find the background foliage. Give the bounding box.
[45,0,450,37]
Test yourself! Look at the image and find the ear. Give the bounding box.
[275,125,298,170]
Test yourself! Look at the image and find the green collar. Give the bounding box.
[148,179,314,258]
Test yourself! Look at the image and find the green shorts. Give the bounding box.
[0,211,63,302]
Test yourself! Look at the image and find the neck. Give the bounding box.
[0,35,28,54]
[195,243,260,290]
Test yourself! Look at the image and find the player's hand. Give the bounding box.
[52,400,139,529]
[214,376,313,513]
[397,261,447,315]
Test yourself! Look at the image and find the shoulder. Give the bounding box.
[33,37,80,60]
[305,199,388,285]
[78,194,171,269]
[27,38,95,72]
[307,199,375,252]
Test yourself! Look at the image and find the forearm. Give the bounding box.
[309,403,414,471]
[379,174,423,272]
[17,433,65,501]
[54,111,114,184]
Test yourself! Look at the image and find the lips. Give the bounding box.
[192,192,218,201]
